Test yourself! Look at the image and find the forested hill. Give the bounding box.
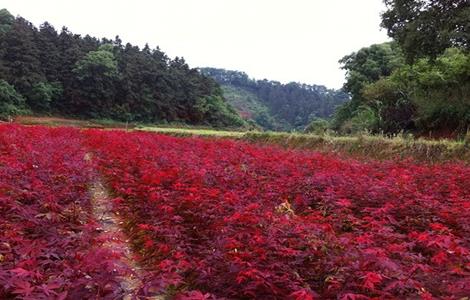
[200,68,349,131]
[0,9,245,127]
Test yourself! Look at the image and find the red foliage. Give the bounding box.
[85,130,470,299]
[0,125,126,299]
[1,125,469,299]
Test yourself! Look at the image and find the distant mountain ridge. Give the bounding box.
[200,68,349,130]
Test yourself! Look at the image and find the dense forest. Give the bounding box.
[332,0,470,137]
[0,9,245,127]
[200,68,349,131]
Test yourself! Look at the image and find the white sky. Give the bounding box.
[2,0,390,89]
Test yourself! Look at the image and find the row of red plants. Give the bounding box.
[0,125,129,299]
[86,130,470,299]
[1,125,469,299]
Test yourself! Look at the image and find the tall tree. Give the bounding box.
[0,17,43,95]
[381,0,470,61]
[71,44,119,117]
[332,42,405,132]
[0,8,14,35]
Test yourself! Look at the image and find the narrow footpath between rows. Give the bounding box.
[90,179,143,299]
[86,153,162,300]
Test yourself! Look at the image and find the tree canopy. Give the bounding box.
[381,0,470,62]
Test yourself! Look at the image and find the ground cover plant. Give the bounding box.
[86,129,470,299]
[0,125,128,299]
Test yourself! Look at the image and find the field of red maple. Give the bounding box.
[1,125,470,299]
[0,126,129,299]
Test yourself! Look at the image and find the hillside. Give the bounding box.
[200,68,349,131]
[220,85,281,130]
[0,9,245,128]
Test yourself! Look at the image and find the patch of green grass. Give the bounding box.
[137,126,246,137]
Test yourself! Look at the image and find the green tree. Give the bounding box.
[364,48,470,135]
[37,22,61,81]
[0,80,27,119]
[362,77,416,133]
[381,0,470,62]
[339,42,404,98]
[72,45,119,117]
[304,118,330,134]
[0,9,14,35]
[74,45,119,80]
[27,81,63,111]
[0,17,44,95]
[333,42,405,132]
[195,94,247,128]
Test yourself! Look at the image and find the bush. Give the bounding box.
[362,77,416,134]
[304,118,329,134]
[341,106,379,134]
[361,48,470,135]
[0,80,27,120]
[27,81,63,111]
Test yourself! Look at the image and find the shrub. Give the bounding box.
[0,80,27,120]
[27,81,63,111]
[341,106,379,134]
[304,118,329,134]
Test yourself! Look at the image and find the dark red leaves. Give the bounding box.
[85,129,470,299]
[2,125,470,299]
[0,125,125,299]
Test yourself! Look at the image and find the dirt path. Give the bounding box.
[90,178,144,299]
[85,152,164,299]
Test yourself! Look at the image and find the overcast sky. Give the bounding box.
[2,0,389,89]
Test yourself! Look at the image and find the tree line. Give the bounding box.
[0,9,245,127]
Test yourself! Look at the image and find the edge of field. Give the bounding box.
[139,127,470,163]
[9,116,469,163]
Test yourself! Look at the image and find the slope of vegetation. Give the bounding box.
[0,9,245,128]
[220,85,279,130]
[200,68,349,131]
